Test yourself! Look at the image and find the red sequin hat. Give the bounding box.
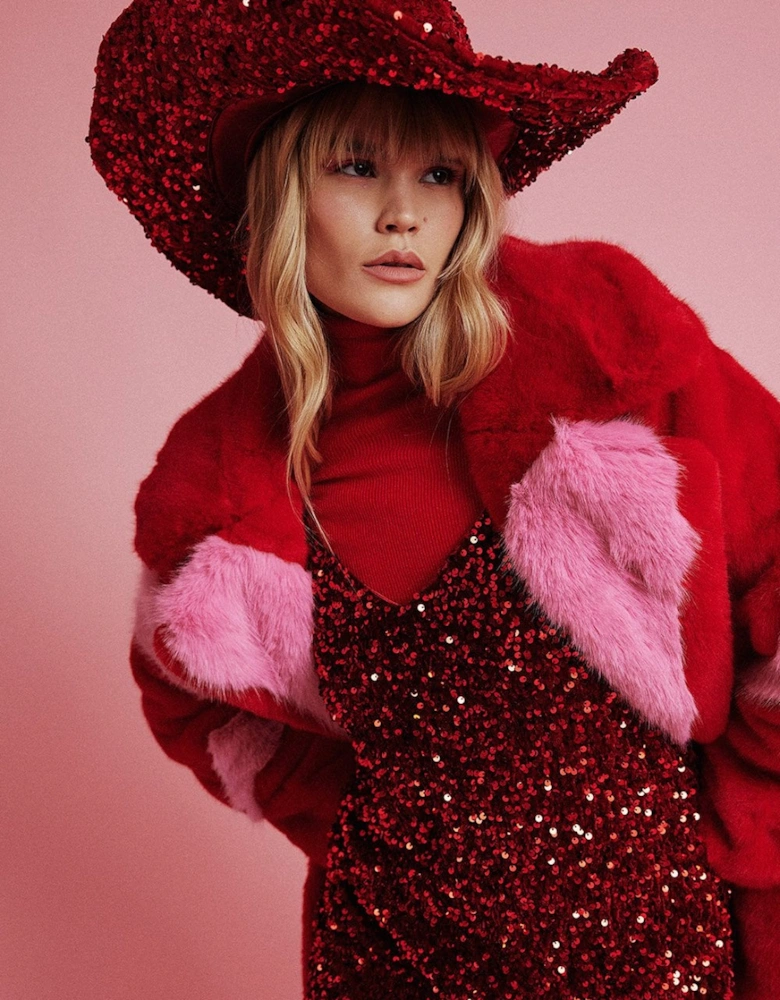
[88,0,658,316]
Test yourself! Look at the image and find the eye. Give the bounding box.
[334,159,374,178]
[330,160,460,185]
[424,166,458,186]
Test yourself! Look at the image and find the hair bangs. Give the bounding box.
[299,82,482,189]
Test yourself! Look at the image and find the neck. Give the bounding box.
[321,312,405,386]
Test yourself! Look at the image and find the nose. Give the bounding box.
[376,178,422,234]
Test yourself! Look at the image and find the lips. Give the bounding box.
[364,250,425,270]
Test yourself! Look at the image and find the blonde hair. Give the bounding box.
[239,81,510,545]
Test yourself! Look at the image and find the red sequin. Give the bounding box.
[305,510,734,998]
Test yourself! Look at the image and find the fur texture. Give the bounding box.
[133,565,192,688]
[503,417,700,745]
[130,236,780,995]
[140,536,335,729]
[206,711,285,821]
[456,238,709,531]
[741,653,780,707]
[660,436,733,743]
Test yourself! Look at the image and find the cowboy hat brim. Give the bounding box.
[88,0,658,316]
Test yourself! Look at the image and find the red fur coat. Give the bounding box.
[131,235,780,999]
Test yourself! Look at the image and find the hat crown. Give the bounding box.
[390,1,471,46]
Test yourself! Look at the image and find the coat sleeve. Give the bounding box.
[129,608,356,867]
[128,369,356,868]
[672,339,780,1000]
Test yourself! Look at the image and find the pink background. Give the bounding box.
[2,1,778,997]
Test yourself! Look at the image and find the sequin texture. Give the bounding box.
[305,510,734,999]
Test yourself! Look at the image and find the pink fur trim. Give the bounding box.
[207,711,285,821]
[740,652,780,707]
[133,566,194,689]
[137,537,338,732]
[503,418,700,745]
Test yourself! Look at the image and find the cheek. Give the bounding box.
[306,189,334,258]
[307,187,364,260]
[440,200,466,259]
[305,222,348,300]
[305,197,359,303]
[454,194,466,228]
[306,213,335,260]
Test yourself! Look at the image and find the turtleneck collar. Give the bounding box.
[321,311,404,387]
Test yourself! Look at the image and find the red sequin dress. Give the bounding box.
[303,509,735,999]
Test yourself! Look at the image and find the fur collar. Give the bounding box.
[134,236,719,746]
[135,235,707,575]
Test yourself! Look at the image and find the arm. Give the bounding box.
[129,622,356,866]
[127,349,356,865]
[672,342,780,1000]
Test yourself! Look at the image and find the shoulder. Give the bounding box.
[491,234,710,410]
[494,232,698,319]
[134,338,292,575]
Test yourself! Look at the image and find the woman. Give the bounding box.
[89,1,780,997]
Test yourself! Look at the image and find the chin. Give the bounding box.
[359,302,431,330]
[365,314,418,329]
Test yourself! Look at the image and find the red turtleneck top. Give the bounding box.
[309,314,484,606]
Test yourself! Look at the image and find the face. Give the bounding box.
[305,147,466,329]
